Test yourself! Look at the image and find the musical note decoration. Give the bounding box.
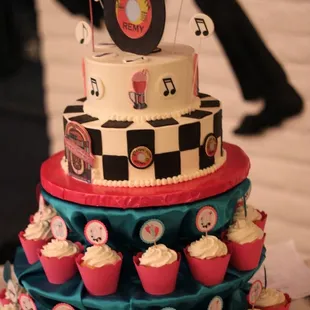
[84,220,108,246]
[162,77,177,97]
[248,280,263,306]
[88,77,104,99]
[208,296,223,310]
[140,219,165,244]
[196,206,218,235]
[75,21,92,45]
[18,294,37,310]
[190,14,215,38]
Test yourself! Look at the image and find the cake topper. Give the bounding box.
[18,294,37,310]
[84,220,108,245]
[248,280,263,308]
[53,303,75,310]
[129,70,149,109]
[190,14,215,38]
[140,219,165,245]
[196,206,218,235]
[208,296,223,310]
[51,216,68,241]
[75,21,92,46]
[104,0,166,55]
[64,122,95,183]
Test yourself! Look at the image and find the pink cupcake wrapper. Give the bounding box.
[223,232,266,271]
[76,252,123,296]
[183,246,231,286]
[133,252,181,296]
[19,231,50,265]
[0,289,11,306]
[39,242,83,284]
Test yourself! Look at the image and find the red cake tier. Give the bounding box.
[41,142,250,209]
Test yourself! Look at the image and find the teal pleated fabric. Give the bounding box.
[14,178,264,309]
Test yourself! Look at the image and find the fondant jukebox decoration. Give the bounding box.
[64,121,94,183]
[129,70,148,109]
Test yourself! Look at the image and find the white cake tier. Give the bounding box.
[62,94,226,187]
[83,43,200,122]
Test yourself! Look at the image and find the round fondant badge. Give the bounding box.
[205,134,218,157]
[53,303,75,310]
[190,14,215,38]
[140,219,165,244]
[208,296,223,310]
[18,294,37,310]
[84,220,108,246]
[51,216,68,241]
[6,280,18,303]
[196,206,218,233]
[130,146,153,169]
[249,280,263,306]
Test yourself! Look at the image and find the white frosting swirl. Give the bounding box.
[82,245,121,268]
[255,288,286,307]
[33,205,57,223]
[139,244,177,267]
[41,239,79,258]
[234,204,262,222]
[227,220,264,245]
[0,304,19,310]
[24,221,52,241]
[188,235,228,259]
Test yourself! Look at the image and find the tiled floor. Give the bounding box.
[37,0,310,262]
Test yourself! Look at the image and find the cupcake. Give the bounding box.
[76,244,123,296]
[184,235,230,286]
[19,220,52,264]
[39,239,83,284]
[33,204,57,223]
[225,219,265,271]
[133,244,180,295]
[254,288,291,310]
[0,304,19,310]
[234,204,267,231]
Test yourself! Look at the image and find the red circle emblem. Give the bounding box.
[130,146,153,169]
[205,135,218,157]
[116,0,152,39]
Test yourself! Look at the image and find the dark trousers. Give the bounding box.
[194,0,288,100]
[0,0,49,263]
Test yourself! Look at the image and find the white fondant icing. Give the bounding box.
[83,43,200,122]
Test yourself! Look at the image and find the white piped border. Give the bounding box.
[60,150,227,188]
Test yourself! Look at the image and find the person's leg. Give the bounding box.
[194,0,303,134]
[0,0,49,263]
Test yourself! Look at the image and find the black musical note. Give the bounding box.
[194,18,209,36]
[80,24,88,44]
[163,78,176,96]
[90,78,99,97]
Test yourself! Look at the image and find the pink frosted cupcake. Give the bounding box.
[234,204,267,231]
[184,235,230,286]
[19,220,52,264]
[225,219,265,271]
[134,244,180,295]
[77,244,123,296]
[252,288,291,310]
[39,239,83,284]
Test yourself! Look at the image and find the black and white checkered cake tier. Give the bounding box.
[63,94,226,186]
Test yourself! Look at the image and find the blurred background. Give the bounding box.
[0,0,309,262]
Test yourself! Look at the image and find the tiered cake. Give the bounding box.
[2,1,292,310]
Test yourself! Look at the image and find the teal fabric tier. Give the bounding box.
[14,178,263,309]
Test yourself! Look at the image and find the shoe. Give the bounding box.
[234,85,303,135]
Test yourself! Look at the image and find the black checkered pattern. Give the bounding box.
[63,96,224,182]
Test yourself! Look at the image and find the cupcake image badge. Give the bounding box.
[208,296,223,310]
[77,220,123,296]
[184,206,231,286]
[248,280,263,309]
[18,294,37,310]
[53,303,75,310]
[134,219,181,295]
